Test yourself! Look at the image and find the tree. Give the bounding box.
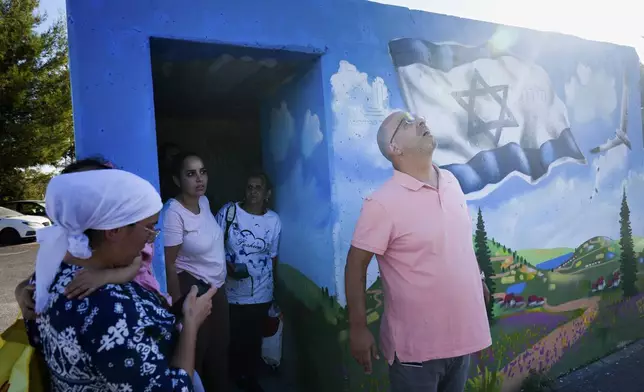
[0,0,73,201]
[474,208,496,323]
[619,189,638,297]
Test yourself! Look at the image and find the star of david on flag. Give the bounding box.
[388,38,586,197]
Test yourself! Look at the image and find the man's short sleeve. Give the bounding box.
[351,197,394,256]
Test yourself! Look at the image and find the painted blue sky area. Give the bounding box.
[328,24,644,253]
[332,27,643,192]
[469,32,642,207]
[506,282,527,294]
[536,252,573,270]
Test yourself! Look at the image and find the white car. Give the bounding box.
[0,206,52,245]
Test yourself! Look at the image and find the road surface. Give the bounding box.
[0,242,37,331]
[555,340,644,392]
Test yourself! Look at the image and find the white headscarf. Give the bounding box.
[35,169,163,313]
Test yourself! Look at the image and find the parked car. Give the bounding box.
[1,200,47,218]
[0,206,52,245]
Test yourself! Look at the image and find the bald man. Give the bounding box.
[345,111,492,392]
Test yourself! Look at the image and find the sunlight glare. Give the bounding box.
[370,0,644,62]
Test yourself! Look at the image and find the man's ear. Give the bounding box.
[266,189,272,201]
[172,175,180,188]
[389,142,403,157]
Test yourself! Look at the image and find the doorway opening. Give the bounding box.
[150,37,321,210]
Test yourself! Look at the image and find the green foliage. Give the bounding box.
[0,0,73,200]
[519,370,555,392]
[475,208,496,323]
[466,363,503,392]
[619,190,638,297]
[0,167,53,201]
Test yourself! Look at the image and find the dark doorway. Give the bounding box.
[150,37,320,211]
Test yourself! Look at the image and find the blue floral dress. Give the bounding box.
[26,263,193,392]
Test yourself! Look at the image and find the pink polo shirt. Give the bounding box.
[351,168,491,363]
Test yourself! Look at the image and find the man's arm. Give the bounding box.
[345,196,392,374]
[345,246,373,330]
[345,246,379,374]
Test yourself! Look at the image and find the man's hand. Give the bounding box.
[349,326,379,374]
[482,280,491,304]
[64,269,108,300]
[17,284,36,320]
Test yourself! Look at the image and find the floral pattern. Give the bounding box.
[26,263,193,391]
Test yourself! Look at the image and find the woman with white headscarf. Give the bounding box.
[28,169,215,392]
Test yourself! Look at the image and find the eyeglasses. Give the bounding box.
[143,227,161,243]
[390,112,418,144]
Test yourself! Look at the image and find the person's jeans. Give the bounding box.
[389,354,471,392]
[229,302,272,382]
[178,272,230,392]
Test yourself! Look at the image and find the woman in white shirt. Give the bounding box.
[163,152,229,392]
[215,171,281,392]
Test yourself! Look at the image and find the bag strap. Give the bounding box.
[224,203,236,243]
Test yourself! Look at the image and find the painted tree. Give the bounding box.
[619,189,638,297]
[474,208,496,323]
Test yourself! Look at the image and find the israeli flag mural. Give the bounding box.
[389,38,586,196]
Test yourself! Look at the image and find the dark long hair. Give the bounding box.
[170,152,201,179]
[61,157,113,174]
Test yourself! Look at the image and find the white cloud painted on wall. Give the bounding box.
[330,60,397,305]
[332,173,382,307]
[564,64,617,124]
[301,110,323,158]
[330,60,393,169]
[275,157,335,291]
[475,166,644,251]
[269,101,295,161]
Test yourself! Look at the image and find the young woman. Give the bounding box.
[215,171,282,392]
[26,168,215,391]
[163,152,229,392]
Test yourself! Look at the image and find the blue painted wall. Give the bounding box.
[67,0,643,389]
[261,60,336,292]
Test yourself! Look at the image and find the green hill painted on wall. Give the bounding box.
[517,247,574,266]
[556,236,616,273]
[555,236,644,275]
[279,263,344,326]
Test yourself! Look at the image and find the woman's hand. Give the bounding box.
[182,285,217,328]
[16,283,36,320]
[64,269,108,300]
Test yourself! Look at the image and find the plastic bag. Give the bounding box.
[0,318,48,392]
[261,303,283,368]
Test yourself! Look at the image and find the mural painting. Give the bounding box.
[63,1,643,390]
[275,28,643,392]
